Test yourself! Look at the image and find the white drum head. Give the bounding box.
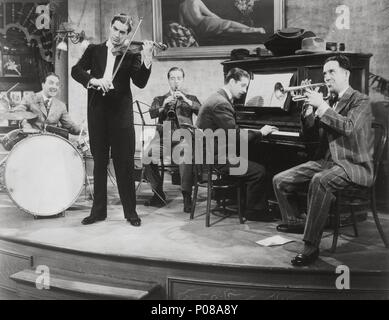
[4,134,85,216]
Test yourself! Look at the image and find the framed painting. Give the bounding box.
[153,0,284,59]
[2,54,22,77]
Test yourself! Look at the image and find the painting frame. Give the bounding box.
[2,54,22,77]
[152,0,285,59]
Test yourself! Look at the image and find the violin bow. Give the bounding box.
[112,17,143,81]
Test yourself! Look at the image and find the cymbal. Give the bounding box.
[0,110,37,120]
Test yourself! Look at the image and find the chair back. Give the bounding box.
[372,121,388,185]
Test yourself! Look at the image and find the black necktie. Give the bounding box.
[44,99,50,113]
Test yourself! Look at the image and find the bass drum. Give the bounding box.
[4,134,85,216]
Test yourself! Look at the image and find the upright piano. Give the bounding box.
[222,52,372,195]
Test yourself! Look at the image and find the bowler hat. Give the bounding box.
[295,37,332,54]
[230,48,250,60]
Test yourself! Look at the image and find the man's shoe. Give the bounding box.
[144,194,166,207]
[81,215,106,225]
[276,223,305,234]
[183,192,192,213]
[291,249,319,267]
[127,217,141,227]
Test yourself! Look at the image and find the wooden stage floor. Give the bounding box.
[1,181,388,272]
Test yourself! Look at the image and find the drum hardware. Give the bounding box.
[76,128,94,200]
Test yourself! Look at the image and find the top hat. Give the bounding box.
[264,28,316,56]
[295,37,332,54]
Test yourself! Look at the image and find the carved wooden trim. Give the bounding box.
[167,277,389,300]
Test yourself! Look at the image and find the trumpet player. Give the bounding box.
[143,67,201,212]
[273,55,373,266]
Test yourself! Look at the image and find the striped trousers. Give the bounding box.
[273,160,353,247]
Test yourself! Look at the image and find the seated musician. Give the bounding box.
[196,67,278,221]
[16,72,81,136]
[142,67,201,213]
[273,55,374,266]
[1,73,82,151]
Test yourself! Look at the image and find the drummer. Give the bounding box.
[14,72,82,136]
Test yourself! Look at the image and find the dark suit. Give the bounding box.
[71,42,151,219]
[273,87,373,246]
[196,89,269,219]
[143,92,201,195]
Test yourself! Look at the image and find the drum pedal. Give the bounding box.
[32,212,66,219]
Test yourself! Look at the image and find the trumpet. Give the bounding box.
[278,83,330,102]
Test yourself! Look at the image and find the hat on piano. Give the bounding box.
[264,27,316,56]
[230,48,250,60]
[295,37,332,54]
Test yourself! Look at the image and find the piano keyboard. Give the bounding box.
[246,128,300,138]
[270,131,300,138]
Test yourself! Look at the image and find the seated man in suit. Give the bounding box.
[16,72,81,135]
[1,73,82,151]
[196,67,278,221]
[143,67,201,212]
[273,55,374,266]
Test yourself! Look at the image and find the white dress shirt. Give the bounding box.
[103,40,115,81]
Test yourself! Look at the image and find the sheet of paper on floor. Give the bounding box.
[256,235,295,247]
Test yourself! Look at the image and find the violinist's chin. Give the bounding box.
[111,38,122,46]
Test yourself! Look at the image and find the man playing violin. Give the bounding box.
[71,13,154,227]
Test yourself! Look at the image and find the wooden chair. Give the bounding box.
[191,164,245,227]
[184,125,245,227]
[330,121,389,252]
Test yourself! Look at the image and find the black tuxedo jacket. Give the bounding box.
[71,42,151,128]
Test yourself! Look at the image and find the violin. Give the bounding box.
[112,40,167,56]
[90,18,167,96]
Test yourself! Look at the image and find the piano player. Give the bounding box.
[196,67,279,222]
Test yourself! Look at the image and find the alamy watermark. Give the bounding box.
[141,121,249,175]
[335,265,350,290]
[35,265,50,290]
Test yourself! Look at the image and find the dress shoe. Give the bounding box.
[127,216,141,227]
[276,223,305,234]
[182,191,192,213]
[291,249,320,267]
[81,215,106,225]
[144,193,166,207]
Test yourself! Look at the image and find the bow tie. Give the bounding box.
[329,94,339,107]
